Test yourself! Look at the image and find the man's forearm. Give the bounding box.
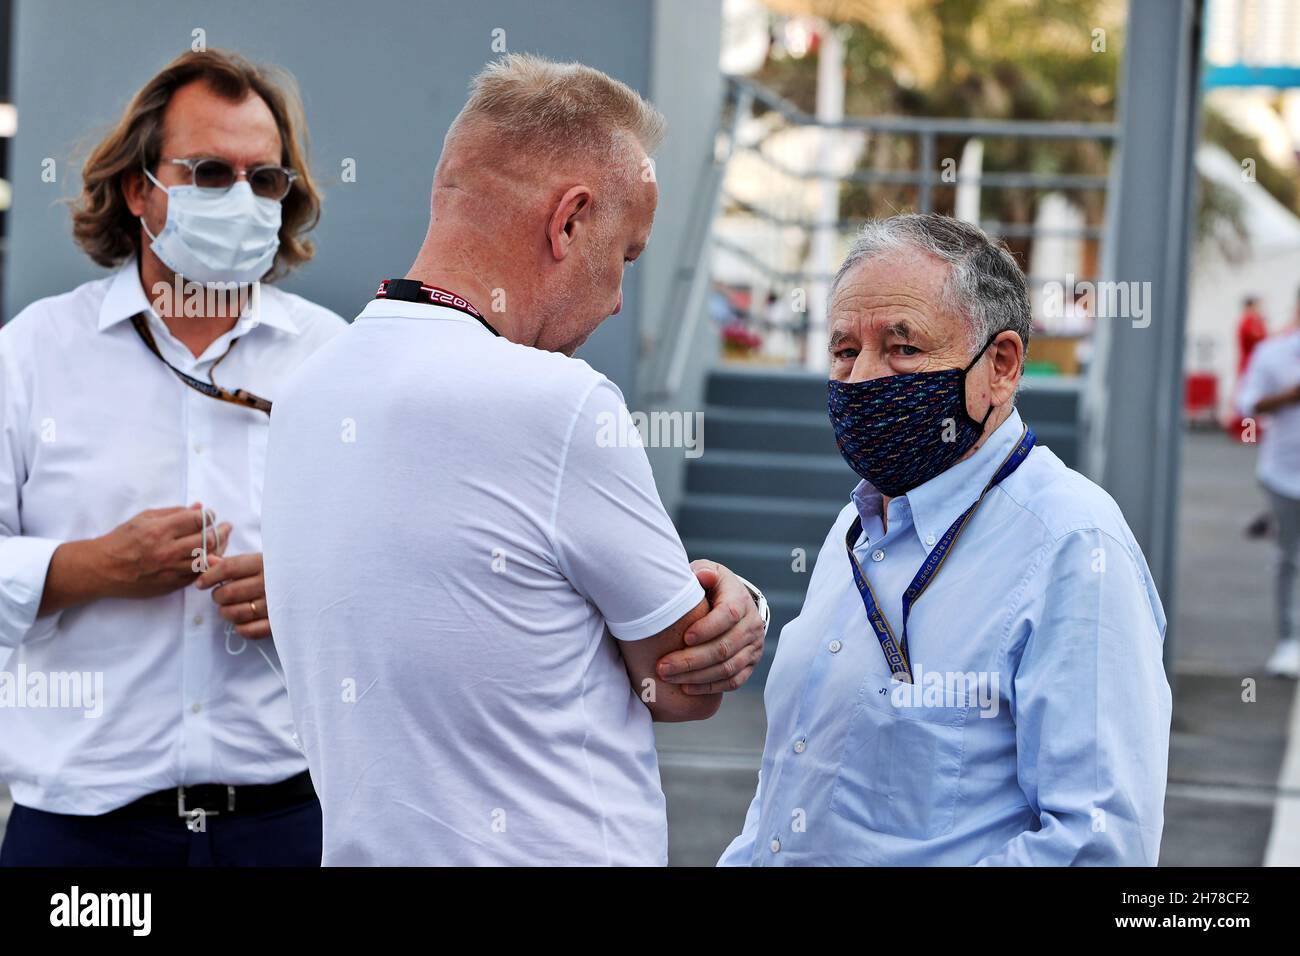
[37,538,111,617]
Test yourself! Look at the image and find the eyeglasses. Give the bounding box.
[160,157,298,201]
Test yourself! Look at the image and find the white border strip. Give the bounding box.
[1264,682,1300,866]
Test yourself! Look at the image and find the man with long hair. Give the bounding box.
[0,50,343,865]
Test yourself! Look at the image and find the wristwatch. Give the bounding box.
[734,574,771,635]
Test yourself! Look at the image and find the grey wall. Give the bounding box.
[4,0,721,394]
[639,0,724,372]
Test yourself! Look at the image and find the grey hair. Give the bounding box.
[831,214,1032,362]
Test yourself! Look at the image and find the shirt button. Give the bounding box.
[193,443,203,454]
[191,703,201,714]
[871,549,885,562]
[770,838,781,854]
[828,639,843,653]
[192,614,204,627]
[925,534,936,546]
[793,738,806,754]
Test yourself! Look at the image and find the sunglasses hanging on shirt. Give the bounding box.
[130,313,273,416]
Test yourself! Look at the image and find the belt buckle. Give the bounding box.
[177,785,236,832]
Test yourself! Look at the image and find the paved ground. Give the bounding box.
[2,429,1295,865]
[1161,428,1298,866]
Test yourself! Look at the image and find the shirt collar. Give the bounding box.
[851,406,1027,550]
[97,259,299,335]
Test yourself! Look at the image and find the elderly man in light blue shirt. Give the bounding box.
[720,214,1171,866]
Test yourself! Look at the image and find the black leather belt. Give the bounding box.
[108,770,316,832]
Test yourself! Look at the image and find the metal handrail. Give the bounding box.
[648,74,1118,399]
[712,235,1100,289]
[730,74,1119,140]
[740,143,1111,190]
[644,81,754,404]
[721,192,1108,239]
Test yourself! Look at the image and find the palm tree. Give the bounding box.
[753,0,1290,266]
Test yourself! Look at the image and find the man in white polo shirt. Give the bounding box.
[261,54,767,865]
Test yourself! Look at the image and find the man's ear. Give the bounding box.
[123,168,149,218]
[989,330,1024,405]
[547,185,593,262]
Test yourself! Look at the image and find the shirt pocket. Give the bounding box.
[248,418,270,519]
[829,678,971,840]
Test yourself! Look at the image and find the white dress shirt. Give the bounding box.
[0,260,345,814]
[261,296,705,866]
[1238,330,1300,499]
[720,409,1171,866]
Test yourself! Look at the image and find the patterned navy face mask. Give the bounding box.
[827,334,998,497]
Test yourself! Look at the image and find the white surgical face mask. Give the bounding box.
[140,167,282,284]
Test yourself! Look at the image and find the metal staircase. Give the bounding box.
[679,367,849,675]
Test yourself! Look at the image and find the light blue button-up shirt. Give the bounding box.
[719,408,1172,866]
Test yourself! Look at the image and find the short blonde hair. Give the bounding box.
[453,54,665,163]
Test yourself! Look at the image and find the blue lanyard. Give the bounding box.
[844,425,1036,683]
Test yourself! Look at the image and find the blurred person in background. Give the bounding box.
[0,50,345,865]
[1238,296,1269,375]
[1238,315,1300,678]
[1237,296,1273,539]
[1234,296,1269,450]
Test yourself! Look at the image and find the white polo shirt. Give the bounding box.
[1238,329,1300,499]
[0,260,345,814]
[261,295,705,866]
